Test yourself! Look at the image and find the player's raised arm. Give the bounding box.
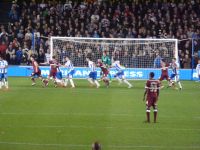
[40,62,49,65]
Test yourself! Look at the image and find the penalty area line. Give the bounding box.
[1,125,200,131]
[0,112,196,119]
[0,141,199,149]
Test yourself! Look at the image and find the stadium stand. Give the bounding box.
[0,0,200,68]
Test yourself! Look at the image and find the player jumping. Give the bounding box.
[63,56,75,88]
[0,55,8,89]
[101,51,112,81]
[112,58,132,88]
[97,59,109,87]
[196,59,200,82]
[143,72,160,123]
[168,58,182,90]
[86,57,100,88]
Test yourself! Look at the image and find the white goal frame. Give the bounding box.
[50,37,178,65]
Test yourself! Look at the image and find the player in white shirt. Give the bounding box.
[0,55,8,89]
[63,56,75,88]
[169,58,182,90]
[196,59,200,82]
[86,57,100,88]
[112,58,132,88]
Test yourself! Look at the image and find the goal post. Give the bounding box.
[50,37,178,79]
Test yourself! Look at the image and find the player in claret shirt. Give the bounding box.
[143,72,160,123]
[92,141,101,150]
[41,56,59,87]
[97,59,109,87]
[30,55,43,86]
[159,59,171,88]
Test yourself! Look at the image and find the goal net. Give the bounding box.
[50,37,178,79]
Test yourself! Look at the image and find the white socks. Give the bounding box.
[177,81,182,89]
[116,77,132,88]
[69,79,75,88]
[88,78,94,85]
[88,78,100,88]
[116,77,122,84]
[65,79,75,88]
[94,80,100,88]
[123,79,132,88]
[4,81,8,88]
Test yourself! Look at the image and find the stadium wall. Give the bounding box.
[8,66,198,81]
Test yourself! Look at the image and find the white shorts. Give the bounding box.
[197,70,200,75]
[55,79,63,83]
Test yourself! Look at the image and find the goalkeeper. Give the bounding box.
[101,51,112,81]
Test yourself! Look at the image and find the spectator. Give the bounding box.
[1,0,200,68]
[15,46,23,65]
[0,41,7,56]
[38,49,45,63]
[91,11,100,23]
[74,52,84,67]
[93,30,100,38]
[122,51,130,67]
[6,43,16,64]
[44,49,50,63]
[183,54,191,68]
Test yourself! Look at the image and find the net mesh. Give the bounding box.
[51,37,177,68]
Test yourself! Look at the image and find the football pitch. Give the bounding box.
[0,77,200,150]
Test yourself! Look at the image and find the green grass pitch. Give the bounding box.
[0,77,200,150]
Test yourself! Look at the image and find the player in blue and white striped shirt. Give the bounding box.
[86,57,100,88]
[112,58,132,88]
[64,56,75,88]
[196,59,200,82]
[169,58,182,90]
[0,55,8,89]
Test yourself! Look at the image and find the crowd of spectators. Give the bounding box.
[0,0,200,68]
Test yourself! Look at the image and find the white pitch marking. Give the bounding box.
[0,141,199,149]
[1,125,200,131]
[0,112,193,119]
